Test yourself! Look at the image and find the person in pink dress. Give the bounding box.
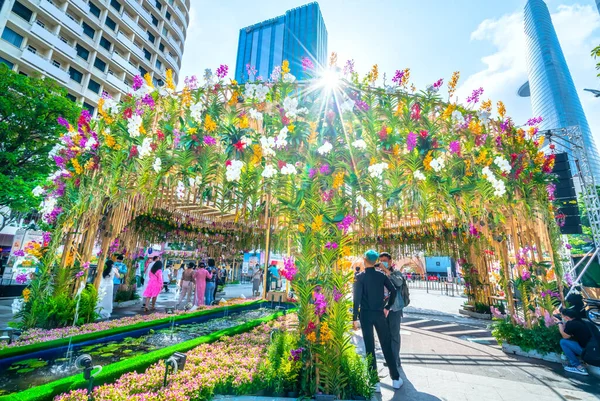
[143,258,163,311]
[194,261,212,306]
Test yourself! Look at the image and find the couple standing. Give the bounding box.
[177,259,218,306]
[353,250,410,392]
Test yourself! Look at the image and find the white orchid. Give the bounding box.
[478,110,491,125]
[152,157,162,173]
[356,195,374,214]
[103,98,119,114]
[368,162,389,179]
[451,110,464,123]
[260,136,276,156]
[189,102,205,122]
[280,163,297,175]
[283,97,307,119]
[352,139,367,150]
[127,114,143,137]
[254,84,269,102]
[274,127,288,148]
[430,157,445,173]
[317,141,333,155]
[261,164,278,178]
[226,160,244,182]
[340,99,355,113]
[413,169,426,181]
[39,196,57,216]
[176,180,185,199]
[283,73,296,83]
[240,136,253,147]
[32,186,45,197]
[138,137,153,158]
[49,143,64,158]
[493,156,511,174]
[248,108,263,121]
[84,136,97,151]
[482,166,506,197]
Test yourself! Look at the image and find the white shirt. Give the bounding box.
[163,268,171,282]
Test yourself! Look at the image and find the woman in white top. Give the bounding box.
[97,260,120,319]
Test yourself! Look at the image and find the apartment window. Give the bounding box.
[166,11,171,20]
[87,79,101,94]
[0,56,14,69]
[151,14,158,27]
[11,1,33,22]
[93,56,107,72]
[105,16,117,31]
[66,93,76,102]
[139,66,148,76]
[51,60,60,68]
[75,44,89,60]
[69,67,83,83]
[82,22,95,39]
[162,27,168,36]
[35,19,45,28]
[159,43,164,52]
[143,48,151,61]
[59,35,68,44]
[99,36,112,51]
[89,2,101,18]
[26,45,37,53]
[83,102,95,114]
[155,59,162,70]
[110,0,121,12]
[147,31,155,44]
[1,27,24,48]
[19,71,28,77]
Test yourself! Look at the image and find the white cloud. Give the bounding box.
[458,3,600,144]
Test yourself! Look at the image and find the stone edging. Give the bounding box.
[114,299,141,308]
[458,308,492,320]
[501,343,562,363]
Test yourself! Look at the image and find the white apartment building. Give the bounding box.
[0,0,189,114]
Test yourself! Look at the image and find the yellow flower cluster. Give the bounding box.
[144,73,153,88]
[71,158,83,174]
[497,101,506,118]
[534,151,545,166]
[320,322,333,343]
[228,90,239,106]
[475,150,492,166]
[22,288,30,303]
[332,171,344,189]
[298,223,306,233]
[442,104,456,120]
[25,242,43,258]
[288,124,295,133]
[448,71,460,97]
[367,64,379,83]
[423,151,433,171]
[468,120,483,135]
[181,87,192,107]
[282,60,290,75]
[237,115,249,129]
[480,99,492,112]
[311,214,324,232]
[392,144,401,157]
[97,98,113,124]
[307,131,318,144]
[250,144,262,165]
[104,132,118,149]
[84,159,95,170]
[400,68,410,87]
[166,69,175,91]
[464,159,473,176]
[306,331,317,343]
[342,246,352,257]
[204,115,217,132]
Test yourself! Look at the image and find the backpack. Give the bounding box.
[582,321,600,367]
[390,272,410,308]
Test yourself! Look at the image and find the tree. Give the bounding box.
[0,64,81,229]
[593,45,600,78]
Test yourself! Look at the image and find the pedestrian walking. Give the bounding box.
[163,265,171,292]
[380,252,410,368]
[353,250,403,392]
[113,254,127,300]
[252,268,262,296]
[207,258,218,305]
[141,256,157,305]
[178,262,195,306]
[96,260,120,318]
[143,258,163,311]
[194,262,212,306]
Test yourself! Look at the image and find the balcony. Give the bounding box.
[168,35,182,58]
[165,53,179,73]
[112,52,139,75]
[38,0,83,35]
[117,31,144,59]
[106,72,129,93]
[121,12,145,37]
[125,0,152,25]
[70,0,89,13]
[31,23,76,59]
[173,5,186,25]
[172,22,185,42]
[22,48,70,83]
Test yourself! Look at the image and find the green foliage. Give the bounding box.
[491,318,562,354]
[340,351,377,400]
[0,64,80,226]
[593,45,600,78]
[261,330,302,395]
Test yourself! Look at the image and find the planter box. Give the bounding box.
[502,343,562,363]
[458,308,492,320]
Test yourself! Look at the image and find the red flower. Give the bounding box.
[549,144,555,150]
[157,130,165,141]
[233,141,244,151]
[129,145,138,158]
[123,108,133,119]
[419,130,428,139]
[378,125,388,141]
[281,116,290,126]
[225,160,232,167]
[510,153,518,161]
[278,160,286,169]
[150,142,157,151]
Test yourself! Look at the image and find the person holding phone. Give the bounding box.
[557,307,591,375]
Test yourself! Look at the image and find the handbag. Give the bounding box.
[582,321,600,366]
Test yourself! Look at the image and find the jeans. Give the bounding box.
[178,281,193,305]
[360,310,400,381]
[560,338,583,367]
[387,310,403,367]
[205,282,215,305]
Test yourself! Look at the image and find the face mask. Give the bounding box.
[382,262,389,268]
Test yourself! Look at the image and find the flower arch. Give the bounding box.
[25,59,564,396]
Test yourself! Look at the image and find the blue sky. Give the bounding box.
[180,0,600,140]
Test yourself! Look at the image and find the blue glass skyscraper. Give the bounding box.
[520,0,600,179]
[234,2,327,83]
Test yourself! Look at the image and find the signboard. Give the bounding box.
[3,230,44,284]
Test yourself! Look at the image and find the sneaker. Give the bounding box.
[564,366,589,376]
[393,378,404,389]
[374,383,381,393]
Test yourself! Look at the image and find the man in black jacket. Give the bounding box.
[353,250,403,391]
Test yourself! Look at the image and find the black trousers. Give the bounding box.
[360,310,400,381]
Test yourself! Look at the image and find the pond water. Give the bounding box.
[0,308,275,395]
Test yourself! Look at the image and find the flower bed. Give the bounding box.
[0,299,260,359]
[0,309,288,401]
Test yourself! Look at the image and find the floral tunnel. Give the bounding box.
[22,56,566,395]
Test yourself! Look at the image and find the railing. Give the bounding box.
[406,276,465,296]
[22,47,70,83]
[30,23,76,58]
[38,0,83,35]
